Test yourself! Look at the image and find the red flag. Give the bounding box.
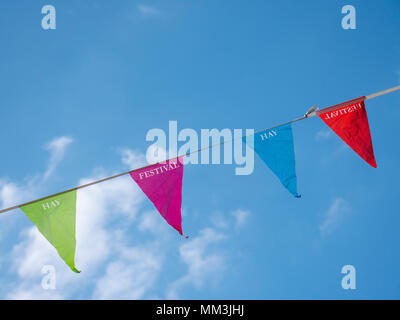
[130,157,186,236]
[318,98,377,168]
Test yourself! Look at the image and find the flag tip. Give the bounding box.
[71,267,81,274]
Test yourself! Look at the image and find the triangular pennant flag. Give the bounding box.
[130,157,186,236]
[318,99,377,168]
[244,123,300,197]
[20,190,80,273]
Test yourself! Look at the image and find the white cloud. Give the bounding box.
[319,198,350,237]
[0,180,35,209]
[93,244,163,299]
[315,129,333,141]
[7,224,74,299]
[75,175,144,269]
[43,136,73,181]
[3,145,159,299]
[6,165,155,299]
[166,228,227,299]
[146,144,167,164]
[210,209,250,230]
[120,148,147,170]
[231,209,250,229]
[0,136,73,209]
[3,144,191,300]
[138,4,159,17]
[11,227,61,279]
[210,213,229,229]
[138,210,171,236]
[8,284,64,300]
[1,137,251,300]
[164,210,250,299]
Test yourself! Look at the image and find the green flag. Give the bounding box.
[20,190,80,273]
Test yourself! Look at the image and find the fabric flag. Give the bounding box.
[20,190,80,273]
[130,157,186,236]
[318,98,377,168]
[244,123,300,197]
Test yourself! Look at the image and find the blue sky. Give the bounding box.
[0,0,399,299]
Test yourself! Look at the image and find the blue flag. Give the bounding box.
[244,123,300,197]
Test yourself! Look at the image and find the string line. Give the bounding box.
[0,85,399,214]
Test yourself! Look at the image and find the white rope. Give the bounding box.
[1,85,399,214]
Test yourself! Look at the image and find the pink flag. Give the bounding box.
[130,157,186,236]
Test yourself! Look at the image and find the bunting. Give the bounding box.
[0,85,397,273]
[130,157,186,236]
[20,190,80,273]
[318,98,377,168]
[243,123,300,197]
